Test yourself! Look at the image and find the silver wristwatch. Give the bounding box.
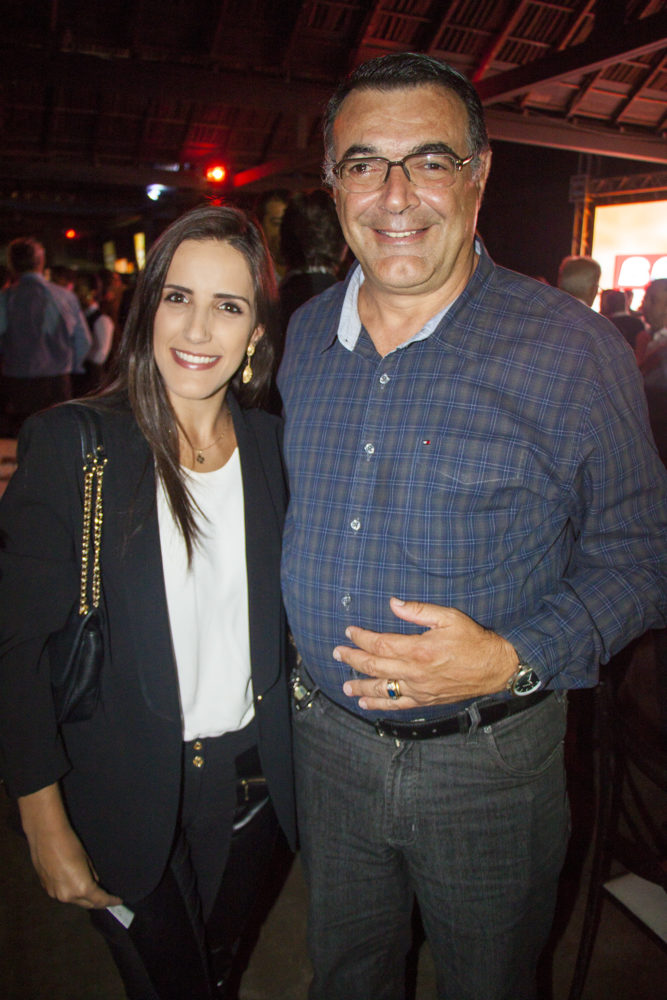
[506,662,542,697]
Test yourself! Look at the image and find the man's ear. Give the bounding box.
[475,149,492,201]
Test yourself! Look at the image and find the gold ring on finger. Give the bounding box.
[386,679,401,700]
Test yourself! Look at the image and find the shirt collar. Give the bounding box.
[336,239,482,353]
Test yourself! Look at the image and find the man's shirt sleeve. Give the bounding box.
[502,341,667,688]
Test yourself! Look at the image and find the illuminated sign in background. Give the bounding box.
[614,253,667,288]
[592,201,667,310]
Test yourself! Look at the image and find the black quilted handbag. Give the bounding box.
[48,405,107,724]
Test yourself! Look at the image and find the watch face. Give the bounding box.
[513,668,542,696]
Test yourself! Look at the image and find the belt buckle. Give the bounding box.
[290,671,317,712]
[458,707,474,734]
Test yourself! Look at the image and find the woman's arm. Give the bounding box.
[18,783,122,909]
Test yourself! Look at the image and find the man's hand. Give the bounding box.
[18,784,122,909]
[337,598,519,711]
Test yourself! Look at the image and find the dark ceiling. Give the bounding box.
[2,0,667,256]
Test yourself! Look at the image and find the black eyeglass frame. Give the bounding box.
[332,151,475,191]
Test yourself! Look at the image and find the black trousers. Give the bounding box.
[90,721,278,1000]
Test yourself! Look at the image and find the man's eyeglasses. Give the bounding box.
[332,152,475,193]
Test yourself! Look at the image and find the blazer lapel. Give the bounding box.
[229,396,284,697]
[118,423,182,722]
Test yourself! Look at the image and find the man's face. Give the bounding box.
[643,283,667,333]
[331,84,491,303]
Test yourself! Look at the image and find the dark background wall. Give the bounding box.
[478,143,659,287]
[479,143,577,284]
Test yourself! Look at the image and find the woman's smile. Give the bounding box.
[171,348,222,370]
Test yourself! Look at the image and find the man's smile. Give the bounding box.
[375,228,426,239]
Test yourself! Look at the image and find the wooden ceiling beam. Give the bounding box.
[475,9,667,103]
[0,159,209,190]
[486,108,667,162]
[1,46,332,118]
[612,51,667,125]
[0,140,324,191]
[472,0,532,83]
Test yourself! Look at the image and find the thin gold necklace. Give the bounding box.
[188,408,229,465]
[195,431,225,464]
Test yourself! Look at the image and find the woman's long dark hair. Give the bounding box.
[104,202,279,561]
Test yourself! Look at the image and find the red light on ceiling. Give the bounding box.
[205,164,227,184]
[65,228,78,239]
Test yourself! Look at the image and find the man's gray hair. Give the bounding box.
[322,52,490,187]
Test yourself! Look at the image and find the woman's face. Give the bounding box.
[153,238,262,413]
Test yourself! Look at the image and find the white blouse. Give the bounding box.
[157,449,253,741]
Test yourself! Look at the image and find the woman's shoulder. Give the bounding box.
[24,393,132,426]
[18,396,141,468]
[241,405,283,431]
[232,395,283,439]
[240,405,284,453]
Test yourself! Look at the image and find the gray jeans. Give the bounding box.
[294,690,569,1000]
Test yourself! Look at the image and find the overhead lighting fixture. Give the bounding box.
[205,164,228,184]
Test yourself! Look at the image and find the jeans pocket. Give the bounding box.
[482,695,566,778]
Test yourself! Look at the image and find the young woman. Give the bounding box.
[0,204,295,999]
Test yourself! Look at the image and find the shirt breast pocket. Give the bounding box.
[398,435,547,579]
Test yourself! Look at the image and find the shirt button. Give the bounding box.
[350,518,361,531]
[379,373,390,385]
[364,442,375,455]
[341,594,352,608]
[192,755,204,768]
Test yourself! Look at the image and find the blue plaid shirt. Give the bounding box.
[279,244,667,720]
[0,273,91,376]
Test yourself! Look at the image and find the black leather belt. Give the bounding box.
[372,689,550,740]
[291,668,550,741]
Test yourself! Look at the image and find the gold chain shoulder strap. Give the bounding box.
[76,408,107,615]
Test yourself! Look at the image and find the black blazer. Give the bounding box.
[0,394,295,900]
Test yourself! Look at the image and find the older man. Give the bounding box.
[556,254,601,307]
[279,53,667,1000]
[640,277,667,371]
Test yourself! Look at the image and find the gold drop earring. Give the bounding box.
[242,343,255,384]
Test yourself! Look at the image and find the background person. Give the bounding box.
[264,188,348,414]
[0,237,91,434]
[639,277,667,369]
[599,287,645,351]
[278,189,347,333]
[256,189,290,279]
[74,271,115,394]
[557,254,601,307]
[50,264,76,290]
[0,205,296,999]
[278,52,667,1000]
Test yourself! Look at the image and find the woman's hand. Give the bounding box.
[18,783,122,909]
